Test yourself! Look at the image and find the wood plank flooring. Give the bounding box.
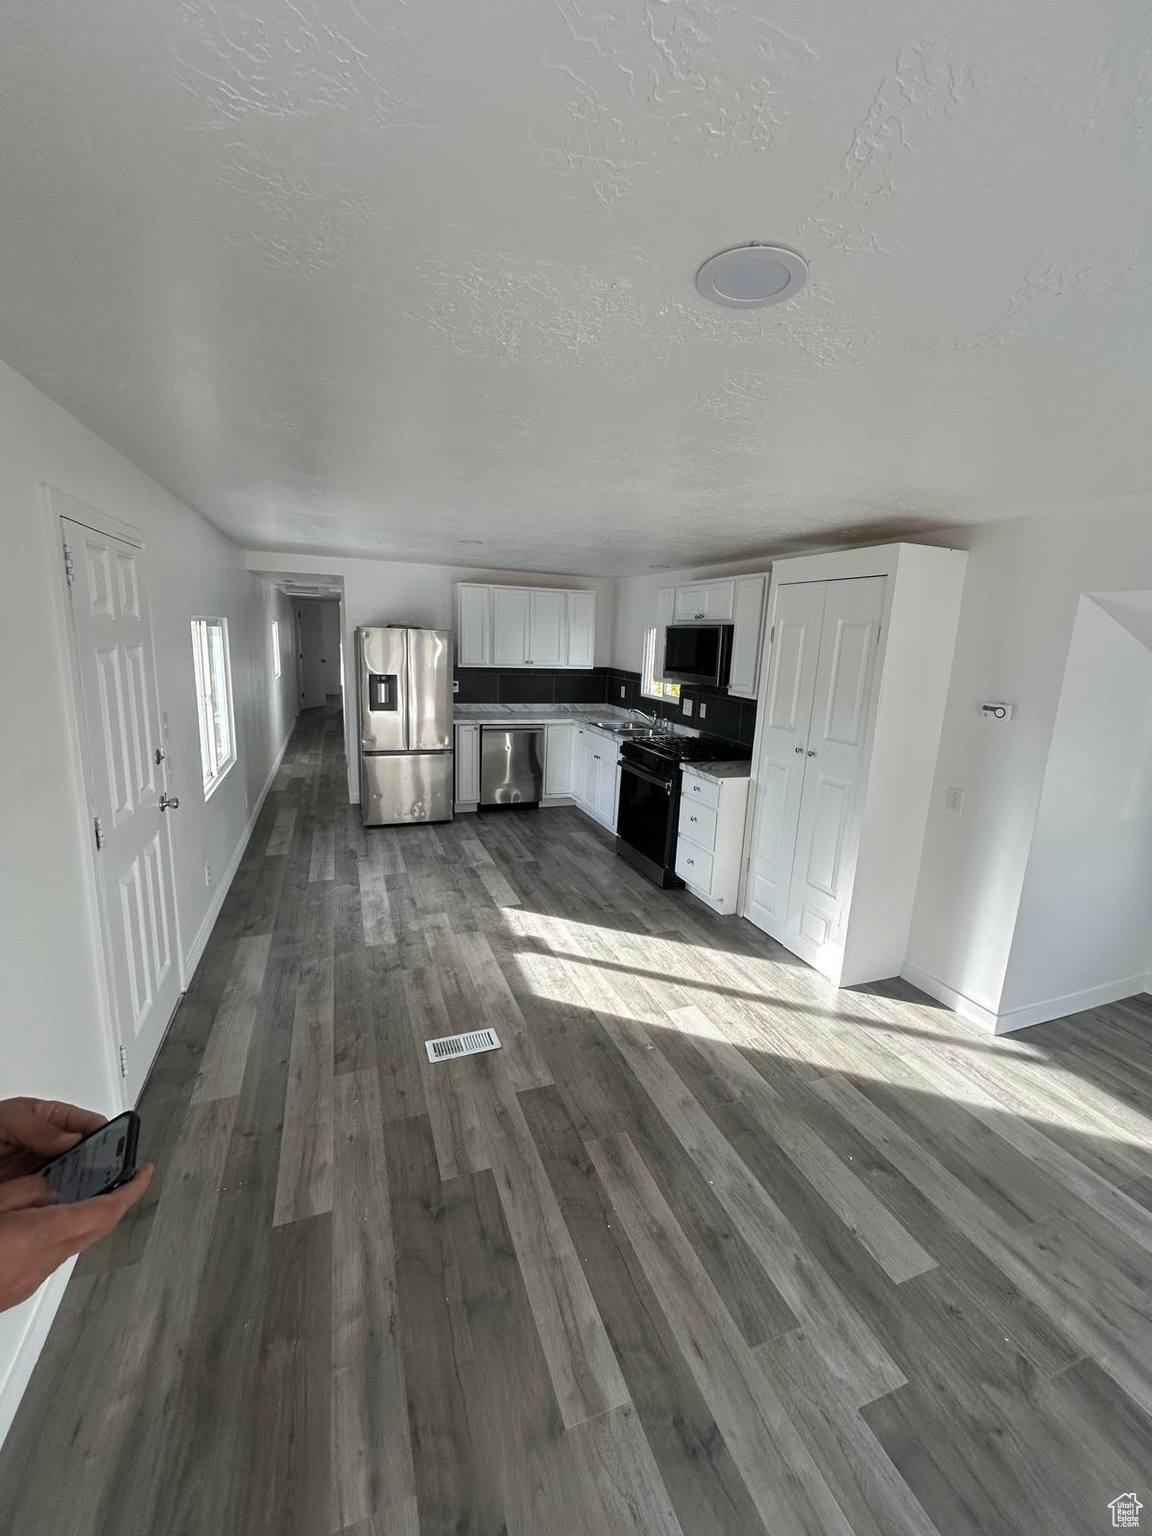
[4,706,1152,1535]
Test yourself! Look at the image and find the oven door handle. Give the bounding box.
[620,761,674,794]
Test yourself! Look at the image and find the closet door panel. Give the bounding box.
[785,575,886,965]
[742,581,825,938]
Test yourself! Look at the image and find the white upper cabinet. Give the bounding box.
[456,584,491,666]
[491,587,531,665]
[674,580,735,623]
[529,588,567,666]
[727,575,767,698]
[565,590,596,668]
[455,583,597,669]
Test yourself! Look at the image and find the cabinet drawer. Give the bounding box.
[678,799,717,851]
[675,838,714,891]
[681,773,721,811]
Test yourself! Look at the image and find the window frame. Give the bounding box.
[191,616,237,798]
[271,619,282,680]
[640,624,679,702]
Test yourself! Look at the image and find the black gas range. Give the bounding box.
[616,732,750,888]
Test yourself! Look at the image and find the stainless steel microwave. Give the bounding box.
[663,623,734,687]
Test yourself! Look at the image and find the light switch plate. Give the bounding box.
[698,701,707,720]
[946,786,965,813]
[682,697,694,717]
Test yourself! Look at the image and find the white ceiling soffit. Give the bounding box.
[1,1,1150,576]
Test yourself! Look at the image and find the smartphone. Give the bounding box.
[38,1111,141,1203]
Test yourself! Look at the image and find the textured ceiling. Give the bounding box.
[2,0,1150,575]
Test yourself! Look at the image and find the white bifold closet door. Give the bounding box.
[745,575,886,967]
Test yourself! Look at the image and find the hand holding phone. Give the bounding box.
[0,1098,152,1314]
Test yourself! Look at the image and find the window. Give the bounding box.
[191,618,236,796]
[271,620,281,679]
[640,625,680,702]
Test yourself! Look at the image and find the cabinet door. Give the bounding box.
[594,746,619,827]
[728,575,767,697]
[743,581,826,939]
[565,590,596,668]
[456,585,491,667]
[491,588,530,665]
[785,575,886,965]
[702,581,735,621]
[655,586,675,680]
[544,723,574,796]
[573,729,594,811]
[674,584,707,622]
[455,724,481,803]
[528,589,567,666]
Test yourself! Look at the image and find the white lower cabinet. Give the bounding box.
[574,727,619,831]
[543,723,575,798]
[455,724,480,808]
[675,767,750,914]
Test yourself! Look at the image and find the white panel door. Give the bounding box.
[64,517,181,1102]
[674,584,707,622]
[490,587,530,665]
[455,724,480,803]
[701,580,735,621]
[743,581,826,938]
[593,746,620,828]
[528,589,566,666]
[574,729,595,812]
[456,585,491,666]
[728,575,767,698]
[565,590,596,668]
[544,723,574,796]
[784,576,886,968]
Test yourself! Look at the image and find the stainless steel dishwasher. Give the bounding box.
[480,726,544,807]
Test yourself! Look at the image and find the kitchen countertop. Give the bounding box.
[454,704,633,728]
[680,760,752,782]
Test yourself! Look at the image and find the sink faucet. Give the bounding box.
[632,708,668,734]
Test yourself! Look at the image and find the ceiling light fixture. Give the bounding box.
[695,244,808,308]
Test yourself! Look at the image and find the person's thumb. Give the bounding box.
[0,1175,57,1213]
[1,1102,80,1159]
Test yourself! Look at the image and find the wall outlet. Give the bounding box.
[452,679,460,693]
[204,860,213,887]
[619,685,627,700]
[681,697,694,717]
[946,786,965,814]
[698,701,707,720]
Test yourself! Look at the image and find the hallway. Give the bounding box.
[3,707,1152,1534]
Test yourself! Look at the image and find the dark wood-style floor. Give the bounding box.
[4,707,1152,1535]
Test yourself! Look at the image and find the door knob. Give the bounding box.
[807,750,817,758]
[159,791,180,811]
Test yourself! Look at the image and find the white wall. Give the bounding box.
[246,551,614,799]
[0,359,295,1442]
[999,594,1152,1019]
[906,502,1152,1023]
[611,554,774,674]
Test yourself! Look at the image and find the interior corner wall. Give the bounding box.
[905,501,1152,1023]
[0,358,295,1444]
[998,594,1152,1024]
[244,550,615,801]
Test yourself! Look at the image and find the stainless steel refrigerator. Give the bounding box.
[357,627,454,826]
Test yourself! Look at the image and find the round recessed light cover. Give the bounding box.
[695,244,808,308]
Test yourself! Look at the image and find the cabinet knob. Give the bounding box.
[807,749,817,758]
[690,815,698,822]
[686,858,695,866]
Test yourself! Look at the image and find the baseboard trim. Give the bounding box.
[899,962,1000,1032]
[0,1259,76,1449]
[180,725,294,988]
[900,962,1152,1036]
[993,973,1152,1035]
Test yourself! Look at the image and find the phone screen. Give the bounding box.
[40,1113,139,1203]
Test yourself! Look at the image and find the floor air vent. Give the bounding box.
[424,1028,502,1063]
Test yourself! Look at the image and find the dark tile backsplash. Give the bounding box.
[454,663,757,749]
